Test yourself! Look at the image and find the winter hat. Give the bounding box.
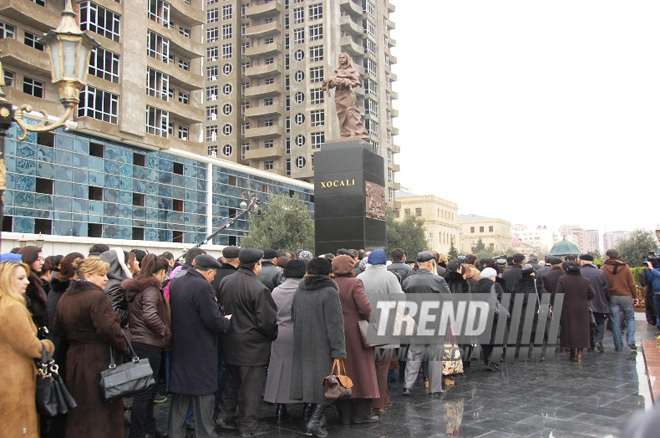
[239,248,264,265]
[481,267,497,280]
[447,260,464,274]
[307,257,332,276]
[298,250,313,264]
[368,249,387,265]
[417,251,434,263]
[332,255,355,275]
[521,264,535,275]
[579,254,594,262]
[222,246,241,258]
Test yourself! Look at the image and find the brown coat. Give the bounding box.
[0,298,54,438]
[334,276,379,399]
[123,276,171,350]
[601,259,636,297]
[53,281,129,438]
[558,274,596,348]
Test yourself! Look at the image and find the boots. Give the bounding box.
[577,348,583,363]
[305,405,328,437]
[303,403,314,420]
[275,404,290,421]
[568,348,577,361]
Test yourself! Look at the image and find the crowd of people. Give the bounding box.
[0,242,653,438]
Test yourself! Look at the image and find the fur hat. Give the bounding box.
[307,257,332,276]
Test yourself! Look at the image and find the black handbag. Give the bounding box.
[99,332,155,402]
[35,345,77,416]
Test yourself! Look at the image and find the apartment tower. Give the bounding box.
[203,0,400,202]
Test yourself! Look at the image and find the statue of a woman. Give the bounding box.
[322,53,368,139]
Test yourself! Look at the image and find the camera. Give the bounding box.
[644,252,660,268]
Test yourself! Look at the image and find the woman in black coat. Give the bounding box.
[558,262,595,362]
[291,258,346,437]
[18,246,48,334]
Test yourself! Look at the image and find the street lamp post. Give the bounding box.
[0,0,98,251]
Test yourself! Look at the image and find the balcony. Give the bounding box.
[244,125,284,139]
[244,83,281,98]
[391,109,399,118]
[158,24,204,59]
[244,145,283,160]
[339,0,362,17]
[0,0,60,32]
[392,143,400,154]
[169,0,205,26]
[146,95,204,125]
[245,0,282,18]
[387,2,396,13]
[246,41,282,57]
[340,36,364,57]
[385,18,396,31]
[0,38,50,77]
[245,21,282,38]
[389,54,398,65]
[340,15,363,37]
[245,104,283,118]
[245,60,283,78]
[147,58,204,91]
[389,72,398,82]
[391,163,400,172]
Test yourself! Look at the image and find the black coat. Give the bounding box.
[388,262,412,283]
[212,261,238,299]
[219,268,278,366]
[258,262,284,292]
[169,268,231,395]
[501,265,523,293]
[402,269,451,294]
[444,272,471,294]
[541,267,565,305]
[46,276,72,374]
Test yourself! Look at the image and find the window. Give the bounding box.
[222,144,232,156]
[146,68,169,100]
[387,168,393,182]
[36,178,53,195]
[147,31,170,62]
[223,83,232,95]
[241,122,249,135]
[78,86,118,123]
[310,88,324,104]
[489,226,494,232]
[206,126,218,141]
[241,23,249,36]
[178,125,189,140]
[310,110,324,127]
[222,4,232,20]
[207,65,218,81]
[223,63,232,75]
[365,99,378,117]
[241,41,250,57]
[309,3,322,20]
[310,67,323,83]
[178,91,189,104]
[404,209,411,217]
[3,70,14,87]
[178,59,190,71]
[264,119,274,127]
[80,2,121,42]
[148,0,170,26]
[89,48,120,83]
[0,21,16,39]
[294,70,304,82]
[222,124,232,135]
[295,156,306,168]
[295,135,305,147]
[222,103,232,115]
[364,78,378,95]
[208,146,218,157]
[479,226,484,233]
[365,0,376,17]
[365,19,376,38]
[179,25,190,38]
[265,139,274,148]
[265,77,274,85]
[206,85,218,101]
[207,46,218,61]
[222,43,232,59]
[264,161,274,170]
[365,119,378,137]
[293,7,304,23]
[89,186,103,201]
[241,143,249,159]
[286,158,291,176]
[470,227,475,233]
[207,8,218,23]
[24,32,44,51]
[285,117,290,133]
[294,92,304,103]
[206,105,218,120]
[309,45,323,62]
[364,58,377,76]
[294,50,304,61]
[295,113,305,125]
[293,28,304,44]
[311,132,324,149]
[309,24,323,40]
[222,24,232,39]
[23,77,43,98]
[365,39,376,56]
[146,106,169,137]
[264,98,273,106]
[207,27,218,42]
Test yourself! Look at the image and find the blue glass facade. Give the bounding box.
[4,124,314,246]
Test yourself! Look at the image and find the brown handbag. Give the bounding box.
[322,359,353,399]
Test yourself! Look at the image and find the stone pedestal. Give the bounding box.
[314,139,386,255]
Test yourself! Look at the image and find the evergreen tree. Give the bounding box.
[615,229,658,267]
[447,238,459,260]
[385,208,428,258]
[241,193,314,252]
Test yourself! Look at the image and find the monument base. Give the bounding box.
[313,139,386,255]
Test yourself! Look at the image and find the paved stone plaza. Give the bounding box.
[143,314,655,438]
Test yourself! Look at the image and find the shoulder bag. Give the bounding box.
[99,331,156,402]
[322,358,353,399]
[36,344,77,416]
[489,283,510,319]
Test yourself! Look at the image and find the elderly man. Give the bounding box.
[579,254,610,352]
[401,251,451,397]
[168,255,231,438]
[218,249,278,437]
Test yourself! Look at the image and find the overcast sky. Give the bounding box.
[390,1,659,235]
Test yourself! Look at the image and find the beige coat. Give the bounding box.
[0,297,54,438]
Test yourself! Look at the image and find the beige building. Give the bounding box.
[394,191,459,255]
[0,0,206,153]
[559,224,591,254]
[459,214,512,254]
[203,0,400,201]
